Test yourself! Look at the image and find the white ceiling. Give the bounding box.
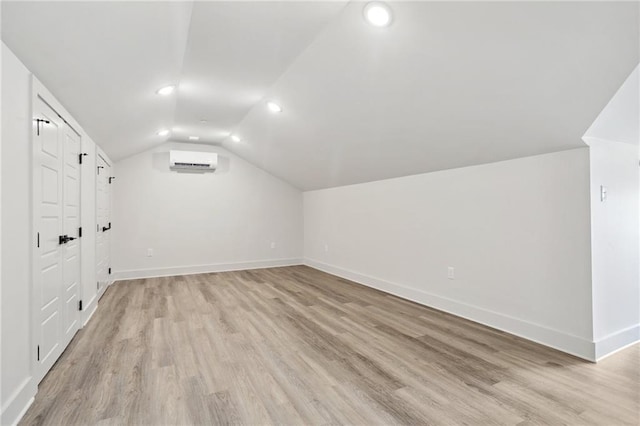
[2,1,638,190]
[172,1,347,145]
[2,0,194,161]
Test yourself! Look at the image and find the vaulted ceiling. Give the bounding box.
[2,1,638,190]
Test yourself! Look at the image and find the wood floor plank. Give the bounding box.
[20,265,640,425]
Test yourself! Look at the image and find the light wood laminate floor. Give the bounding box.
[21,266,639,425]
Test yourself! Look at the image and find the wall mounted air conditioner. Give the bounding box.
[169,150,218,172]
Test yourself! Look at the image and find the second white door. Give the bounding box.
[96,155,111,291]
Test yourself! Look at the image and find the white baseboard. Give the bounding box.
[594,325,640,361]
[82,293,97,325]
[113,258,303,281]
[0,377,36,426]
[83,301,98,327]
[304,258,597,361]
[98,282,108,299]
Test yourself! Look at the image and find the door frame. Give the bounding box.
[30,77,85,383]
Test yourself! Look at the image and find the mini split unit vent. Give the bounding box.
[169,150,218,172]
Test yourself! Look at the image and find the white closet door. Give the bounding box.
[33,97,82,382]
[96,155,111,290]
[33,97,65,381]
[61,123,81,348]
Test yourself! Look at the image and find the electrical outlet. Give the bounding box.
[147,248,153,257]
[447,267,455,280]
[270,242,276,249]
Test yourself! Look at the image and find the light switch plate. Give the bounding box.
[600,185,607,202]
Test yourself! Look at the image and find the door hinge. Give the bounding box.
[79,227,82,238]
[97,281,99,289]
[79,300,83,311]
[37,345,40,361]
[79,153,88,164]
[37,232,40,248]
[34,118,50,136]
[108,267,112,275]
[109,176,115,184]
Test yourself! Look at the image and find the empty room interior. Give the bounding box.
[1,1,639,425]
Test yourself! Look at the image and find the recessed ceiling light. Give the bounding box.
[266,101,283,113]
[157,129,170,136]
[189,136,200,141]
[156,85,175,96]
[364,2,392,27]
[231,134,241,143]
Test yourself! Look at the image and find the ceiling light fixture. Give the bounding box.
[189,136,200,141]
[364,2,393,27]
[266,101,283,113]
[157,129,170,136]
[156,85,175,96]
[231,134,241,143]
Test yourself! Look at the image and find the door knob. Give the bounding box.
[58,235,77,244]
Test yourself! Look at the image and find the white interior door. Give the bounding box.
[61,123,81,348]
[33,96,81,382]
[96,155,111,290]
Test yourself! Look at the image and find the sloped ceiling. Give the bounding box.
[2,1,194,161]
[584,65,639,146]
[2,1,638,190]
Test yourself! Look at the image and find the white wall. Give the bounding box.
[304,148,596,359]
[112,142,303,279]
[583,65,640,359]
[1,42,109,424]
[0,1,3,417]
[587,139,639,359]
[1,43,37,425]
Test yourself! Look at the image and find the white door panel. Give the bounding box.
[33,97,82,382]
[33,97,64,379]
[62,123,81,346]
[96,155,111,290]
